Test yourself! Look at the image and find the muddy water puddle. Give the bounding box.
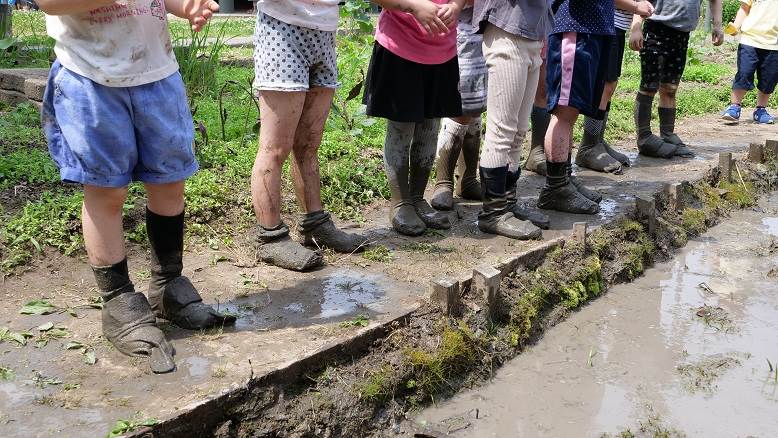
[413,196,778,437]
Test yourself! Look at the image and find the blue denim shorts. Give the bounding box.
[41,60,198,188]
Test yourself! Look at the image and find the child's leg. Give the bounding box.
[525,43,550,176]
[290,87,368,252]
[753,48,778,124]
[384,121,426,236]
[725,44,758,118]
[432,116,470,210]
[82,185,128,266]
[143,181,235,330]
[410,119,450,229]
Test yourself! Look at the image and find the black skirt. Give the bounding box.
[363,43,463,122]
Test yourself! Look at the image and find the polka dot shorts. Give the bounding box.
[253,12,339,92]
[639,20,690,93]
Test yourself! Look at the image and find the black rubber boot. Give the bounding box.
[566,156,602,203]
[524,106,549,176]
[298,210,368,253]
[600,109,630,167]
[146,208,236,330]
[635,93,679,158]
[538,161,600,214]
[431,119,468,210]
[575,125,622,174]
[93,259,175,374]
[658,106,694,158]
[506,169,550,229]
[478,166,542,240]
[455,119,482,200]
[256,222,324,271]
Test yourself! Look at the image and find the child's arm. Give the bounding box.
[709,0,724,45]
[36,0,116,15]
[615,0,654,18]
[371,0,449,34]
[165,0,220,32]
[628,13,645,51]
[731,2,751,33]
[437,0,467,28]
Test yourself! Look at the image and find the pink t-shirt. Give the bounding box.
[374,1,457,65]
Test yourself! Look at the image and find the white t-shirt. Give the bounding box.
[46,0,179,87]
[256,0,340,32]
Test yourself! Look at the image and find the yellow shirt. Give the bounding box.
[740,0,778,50]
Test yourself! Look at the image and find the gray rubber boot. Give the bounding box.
[147,209,236,330]
[94,259,175,374]
[506,169,550,229]
[298,210,368,253]
[575,117,622,174]
[256,222,324,271]
[600,110,630,166]
[455,119,483,201]
[431,119,468,210]
[524,105,550,176]
[479,166,542,240]
[538,161,600,214]
[411,119,450,229]
[567,156,602,203]
[635,93,680,159]
[658,106,694,158]
[385,121,426,236]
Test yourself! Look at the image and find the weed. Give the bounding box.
[694,305,735,332]
[107,416,160,438]
[404,324,478,397]
[680,208,707,235]
[0,366,14,381]
[340,314,370,328]
[212,367,227,379]
[362,245,393,263]
[677,353,741,393]
[0,326,33,346]
[355,368,393,402]
[402,242,454,255]
[719,180,756,208]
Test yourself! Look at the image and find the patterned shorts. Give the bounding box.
[639,20,690,92]
[457,8,488,116]
[253,12,339,92]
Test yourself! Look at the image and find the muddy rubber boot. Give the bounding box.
[431,119,468,210]
[575,117,622,174]
[298,210,368,253]
[600,109,630,167]
[385,122,427,236]
[538,161,600,214]
[658,106,694,158]
[454,119,483,200]
[635,93,679,159]
[256,222,324,271]
[524,106,550,176]
[566,156,602,203]
[94,259,175,374]
[146,208,236,330]
[506,169,550,229]
[478,166,542,240]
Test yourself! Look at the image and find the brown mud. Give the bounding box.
[412,193,778,437]
[0,114,776,437]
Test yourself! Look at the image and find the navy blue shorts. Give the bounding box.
[733,44,778,95]
[546,32,611,119]
[41,60,198,188]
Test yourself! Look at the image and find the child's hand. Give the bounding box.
[629,28,644,51]
[437,2,462,28]
[634,1,654,18]
[711,26,724,46]
[410,0,449,35]
[182,0,220,32]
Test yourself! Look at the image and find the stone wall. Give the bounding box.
[0,68,48,109]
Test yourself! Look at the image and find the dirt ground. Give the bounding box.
[0,113,776,437]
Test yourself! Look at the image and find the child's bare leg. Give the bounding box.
[292,87,368,252]
[757,90,771,108]
[251,90,323,271]
[83,185,175,373]
[538,106,599,214]
[730,88,747,105]
[146,181,185,216]
[82,185,128,265]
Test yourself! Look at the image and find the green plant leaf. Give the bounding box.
[0,38,17,51]
[65,341,84,350]
[20,299,57,315]
[83,350,97,365]
[37,322,54,332]
[0,366,14,381]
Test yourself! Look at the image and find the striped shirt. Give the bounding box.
[614,9,633,31]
